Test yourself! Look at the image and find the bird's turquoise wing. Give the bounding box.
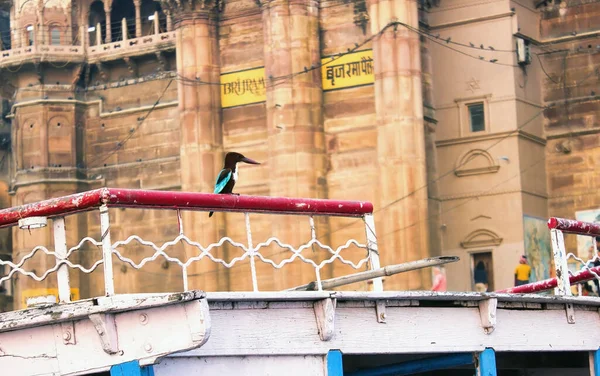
[214,169,232,194]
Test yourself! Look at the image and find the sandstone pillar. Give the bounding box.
[162,0,225,291]
[370,0,431,289]
[164,10,172,31]
[11,96,86,308]
[134,0,142,37]
[261,0,329,289]
[104,3,111,43]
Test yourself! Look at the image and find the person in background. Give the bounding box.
[514,255,531,286]
[431,266,447,292]
[474,261,488,292]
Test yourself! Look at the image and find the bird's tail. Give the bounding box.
[209,211,214,218]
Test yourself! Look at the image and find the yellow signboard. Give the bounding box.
[321,49,374,91]
[21,288,80,309]
[220,67,267,108]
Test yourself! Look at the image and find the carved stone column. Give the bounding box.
[104,1,112,43]
[370,0,431,290]
[261,0,329,289]
[164,9,172,31]
[134,0,142,37]
[160,0,225,291]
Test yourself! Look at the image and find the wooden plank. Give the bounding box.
[0,291,205,333]
[327,350,344,376]
[205,291,600,307]
[174,305,600,357]
[153,355,326,376]
[0,299,210,376]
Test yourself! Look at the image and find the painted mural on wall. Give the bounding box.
[219,50,375,108]
[523,215,554,282]
[575,209,600,259]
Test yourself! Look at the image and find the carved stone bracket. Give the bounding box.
[155,51,168,72]
[124,57,138,77]
[160,0,220,22]
[95,62,108,82]
[352,0,369,35]
[71,64,84,87]
[33,61,42,83]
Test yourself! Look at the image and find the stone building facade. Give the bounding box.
[0,0,598,309]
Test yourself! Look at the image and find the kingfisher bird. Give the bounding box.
[209,152,261,217]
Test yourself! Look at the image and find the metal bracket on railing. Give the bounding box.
[89,313,122,355]
[61,321,76,345]
[478,298,497,334]
[314,298,336,341]
[376,300,387,323]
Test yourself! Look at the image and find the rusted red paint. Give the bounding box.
[498,265,600,294]
[0,188,373,228]
[0,189,110,228]
[547,217,600,236]
[104,188,373,216]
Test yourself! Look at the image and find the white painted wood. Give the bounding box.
[175,304,600,357]
[154,355,326,376]
[0,291,205,333]
[314,298,336,341]
[478,298,497,334]
[53,217,71,304]
[0,299,211,376]
[205,290,600,306]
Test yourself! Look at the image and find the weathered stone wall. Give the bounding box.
[3,0,438,305]
[541,0,600,254]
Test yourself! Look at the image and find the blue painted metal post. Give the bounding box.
[346,353,474,376]
[111,360,155,376]
[476,348,497,376]
[592,348,600,376]
[327,350,344,376]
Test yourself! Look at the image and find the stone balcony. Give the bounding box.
[0,44,85,68]
[86,31,176,64]
[0,31,175,69]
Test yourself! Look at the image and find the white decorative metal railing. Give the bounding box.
[500,218,600,298]
[0,188,384,306]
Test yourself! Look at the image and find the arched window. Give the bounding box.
[25,25,34,46]
[110,0,135,42]
[0,10,11,50]
[88,0,106,46]
[50,27,61,45]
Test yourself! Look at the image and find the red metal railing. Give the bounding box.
[0,188,381,302]
[0,188,374,228]
[498,217,600,294]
